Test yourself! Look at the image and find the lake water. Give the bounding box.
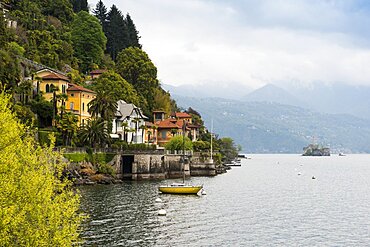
[79,154,370,246]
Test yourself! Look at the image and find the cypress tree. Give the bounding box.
[106,5,128,61]
[125,13,142,49]
[93,0,108,31]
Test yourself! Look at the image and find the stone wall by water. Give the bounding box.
[110,152,216,180]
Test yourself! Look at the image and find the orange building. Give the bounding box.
[34,69,96,126]
[66,84,96,126]
[154,111,199,147]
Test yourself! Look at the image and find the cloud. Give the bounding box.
[90,0,370,89]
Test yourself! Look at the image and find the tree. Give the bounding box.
[78,118,109,147]
[70,0,88,13]
[115,47,160,116]
[89,71,139,105]
[0,92,83,246]
[71,11,107,73]
[88,89,117,123]
[165,136,193,151]
[56,111,78,146]
[93,0,108,31]
[125,13,141,48]
[106,5,128,60]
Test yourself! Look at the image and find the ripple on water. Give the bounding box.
[80,155,370,246]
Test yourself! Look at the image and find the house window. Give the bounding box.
[70,102,74,110]
[62,85,66,94]
[45,84,50,93]
[70,93,74,97]
[82,119,85,126]
[161,130,167,139]
[82,103,85,112]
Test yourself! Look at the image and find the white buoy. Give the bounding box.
[158,209,167,216]
[155,198,162,203]
[312,176,316,179]
[298,172,302,175]
[201,190,207,195]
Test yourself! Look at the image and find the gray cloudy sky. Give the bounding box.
[90,0,370,89]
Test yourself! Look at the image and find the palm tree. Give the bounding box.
[88,90,117,122]
[56,112,78,146]
[122,121,129,142]
[139,124,147,144]
[78,118,109,148]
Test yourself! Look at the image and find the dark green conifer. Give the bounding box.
[93,0,108,31]
[70,0,88,13]
[106,5,128,60]
[125,13,142,49]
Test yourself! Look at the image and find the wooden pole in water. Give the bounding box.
[182,119,186,184]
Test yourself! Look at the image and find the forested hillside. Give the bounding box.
[0,0,176,120]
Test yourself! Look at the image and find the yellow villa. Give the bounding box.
[66,84,96,126]
[35,69,69,101]
[34,69,96,126]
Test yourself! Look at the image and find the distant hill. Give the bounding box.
[242,84,306,107]
[173,95,370,153]
[162,82,252,100]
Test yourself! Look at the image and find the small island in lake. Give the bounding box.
[302,144,330,156]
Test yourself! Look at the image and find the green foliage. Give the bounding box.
[115,47,160,116]
[192,140,210,151]
[93,0,108,30]
[217,137,239,161]
[0,49,21,91]
[56,111,78,146]
[38,130,55,146]
[96,162,115,176]
[71,11,107,72]
[165,135,193,151]
[78,118,109,148]
[13,103,36,126]
[89,71,139,105]
[125,13,141,49]
[0,92,83,246]
[105,5,128,60]
[70,0,88,13]
[30,95,53,127]
[63,152,87,162]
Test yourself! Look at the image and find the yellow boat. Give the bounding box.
[158,183,203,194]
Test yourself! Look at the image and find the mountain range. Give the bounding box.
[172,94,370,154]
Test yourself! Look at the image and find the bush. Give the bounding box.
[63,153,87,162]
[96,163,115,176]
[165,136,193,151]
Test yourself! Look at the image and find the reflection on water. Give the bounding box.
[80,154,370,246]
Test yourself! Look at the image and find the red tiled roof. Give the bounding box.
[156,119,180,129]
[67,85,96,94]
[90,69,107,75]
[175,112,192,118]
[42,73,69,82]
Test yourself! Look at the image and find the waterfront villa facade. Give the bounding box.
[111,100,148,143]
[154,111,200,147]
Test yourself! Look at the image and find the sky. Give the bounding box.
[90,0,370,90]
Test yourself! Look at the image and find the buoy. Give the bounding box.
[298,172,302,175]
[312,176,316,179]
[155,198,162,203]
[158,209,166,216]
[201,190,207,195]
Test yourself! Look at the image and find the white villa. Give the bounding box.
[111,100,148,143]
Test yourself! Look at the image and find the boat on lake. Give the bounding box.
[158,120,203,195]
[159,183,203,194]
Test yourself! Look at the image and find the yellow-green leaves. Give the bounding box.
[0,93,84,246]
